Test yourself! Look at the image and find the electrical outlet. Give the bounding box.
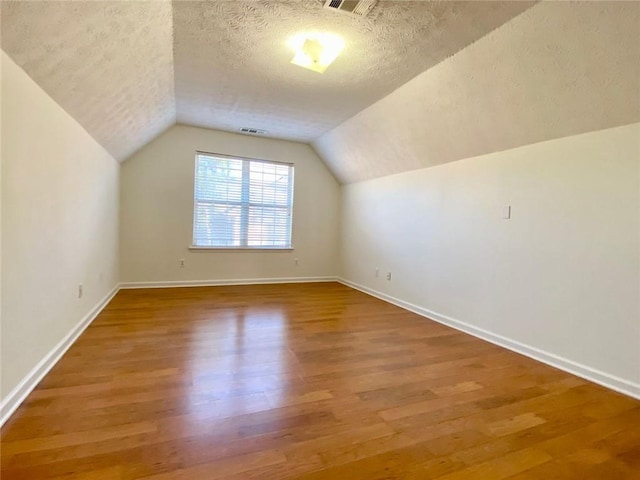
[375,268,379,278]
[294,258,299,266]
[180,259,185,268]
[78,284,83,298]
[386,272,392,281]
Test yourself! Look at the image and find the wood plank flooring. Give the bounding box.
[1,282,639,479]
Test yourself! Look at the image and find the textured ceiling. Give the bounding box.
[1,0,175,161]
[172,0,534,142]
[314,0,640,183]
[1,0,533,161]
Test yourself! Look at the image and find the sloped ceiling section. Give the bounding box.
[314,1,640,184]
[172,0,533,142]
[1,1,175,161]
[1,0,532,162]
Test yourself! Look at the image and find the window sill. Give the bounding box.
[189,246,294,252]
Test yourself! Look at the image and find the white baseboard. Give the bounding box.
[6,275,633,428]
[119,276,338,289]
[0,285,120,427]
[338,278,640,400]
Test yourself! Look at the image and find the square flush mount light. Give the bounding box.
[288,32,344,73]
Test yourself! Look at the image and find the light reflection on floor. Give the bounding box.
[185,306,294,422]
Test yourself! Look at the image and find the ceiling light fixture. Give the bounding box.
[288,32,344,74]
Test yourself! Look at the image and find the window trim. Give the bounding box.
[190,151,295,251]
[195,151,293,168]
[188,246,295,252]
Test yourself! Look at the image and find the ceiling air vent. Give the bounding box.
[323,0,378,17]
[239,127,267,135]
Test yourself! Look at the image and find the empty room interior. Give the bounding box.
[1,0,639,478]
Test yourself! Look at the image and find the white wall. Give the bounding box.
[120,125,340,283]
[1,51,120,406]
[340,124,640,395]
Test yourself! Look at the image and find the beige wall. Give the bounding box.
[340,123,640,394]
[1,51,120,402]
[120,125,340,283]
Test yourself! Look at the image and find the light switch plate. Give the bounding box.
[502,205,511,219]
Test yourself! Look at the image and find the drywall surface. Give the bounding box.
[340,123,640,389]
[120,125,340,283]
[314,1,640,183]
[1,51,120,400]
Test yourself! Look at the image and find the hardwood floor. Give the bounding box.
[1,282,639,479]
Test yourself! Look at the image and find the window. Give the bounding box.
[192,152,294,249]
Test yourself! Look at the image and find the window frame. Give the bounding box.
[190,151,295,251]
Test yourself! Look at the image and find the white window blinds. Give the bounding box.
[193,152,294,248]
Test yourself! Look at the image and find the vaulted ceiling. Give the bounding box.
[314,1,640,183]
[1,0,533,161]
[171,0,533,141]
[2,1,638,184]
[1,1,176,162]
